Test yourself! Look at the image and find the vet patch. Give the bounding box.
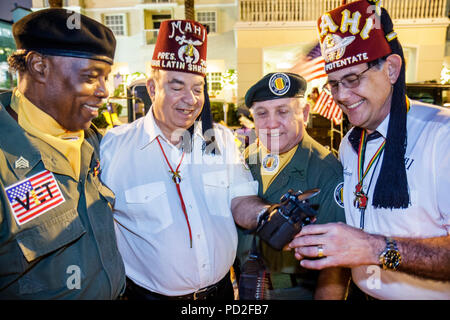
[269,73,290,96]
[334,182,344,208]
[262,153,279,172]
[5,170,65,225]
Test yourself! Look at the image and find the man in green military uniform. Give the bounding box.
[235,72,349,299]
[0,9,125,299]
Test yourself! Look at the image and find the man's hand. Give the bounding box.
[289,222,384,270]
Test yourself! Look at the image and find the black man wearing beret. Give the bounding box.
[234,72,349,299]
[0,9,125,299]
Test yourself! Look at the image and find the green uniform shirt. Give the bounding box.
[238,132,345,299]
[0,92,125,299]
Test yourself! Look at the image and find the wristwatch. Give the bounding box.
[256,206,270,225]
[379,237,402,270]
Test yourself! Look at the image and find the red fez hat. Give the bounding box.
[151,20,207,77]
[317,0,396,73]
[318,1,411,210]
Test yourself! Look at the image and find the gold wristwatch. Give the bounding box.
[379,237,402,270]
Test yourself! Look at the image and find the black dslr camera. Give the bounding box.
[256,189,320,251]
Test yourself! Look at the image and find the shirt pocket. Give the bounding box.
[124,181,173,234]
[15,208,87,295]
[202,170,230,217]
[16,208,86,263]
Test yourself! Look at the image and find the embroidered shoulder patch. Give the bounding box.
[334,182,344,208]
[5,170,65,225]
[262,153,279,172]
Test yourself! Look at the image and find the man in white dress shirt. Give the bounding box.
[100,20,266,300]
[289,0,450,299]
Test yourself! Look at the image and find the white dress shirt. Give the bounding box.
[100,108,258,296]
[339,100,450,299]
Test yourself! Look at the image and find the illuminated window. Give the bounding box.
[207,72,222,92]
[197,11,216,33]
[104,14,127,36]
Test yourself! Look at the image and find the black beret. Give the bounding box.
[13,8,116,65]
[245,72,307,108]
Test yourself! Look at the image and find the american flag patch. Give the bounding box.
[5,170,65,225]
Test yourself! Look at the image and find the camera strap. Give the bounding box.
[238,234,273,300]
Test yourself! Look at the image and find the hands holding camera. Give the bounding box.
[255,189,319,251]
[255,188,385,270]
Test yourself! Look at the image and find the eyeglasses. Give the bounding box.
[323,64,375,94]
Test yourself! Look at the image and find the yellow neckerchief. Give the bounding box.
[259,143,298,194]
[10,89,84,180]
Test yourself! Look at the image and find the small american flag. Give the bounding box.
[5,170,65,225]
[313,90,343,125]
[290,43,327,82]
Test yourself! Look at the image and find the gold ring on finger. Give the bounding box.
[317,245,324,258]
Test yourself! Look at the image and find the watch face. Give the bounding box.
[384,249,402,270]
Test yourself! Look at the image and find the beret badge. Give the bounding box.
[268,73,291,96]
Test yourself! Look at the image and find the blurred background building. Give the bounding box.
[1,0,447,149]
[0,2,32,90]
[26,0,450,104]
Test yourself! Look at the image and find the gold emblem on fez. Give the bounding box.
[176,35,202,64]
[185,44,194,56]
[322,34,355,63]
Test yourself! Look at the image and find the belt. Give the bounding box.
[126,272,230,300]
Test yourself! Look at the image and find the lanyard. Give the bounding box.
[156,136,193,248]
[354,130,385,229]
[357,130,385,183]
[354,96,410,229]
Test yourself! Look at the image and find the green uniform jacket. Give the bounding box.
[0,92,125,299]
[237,132,345,299]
